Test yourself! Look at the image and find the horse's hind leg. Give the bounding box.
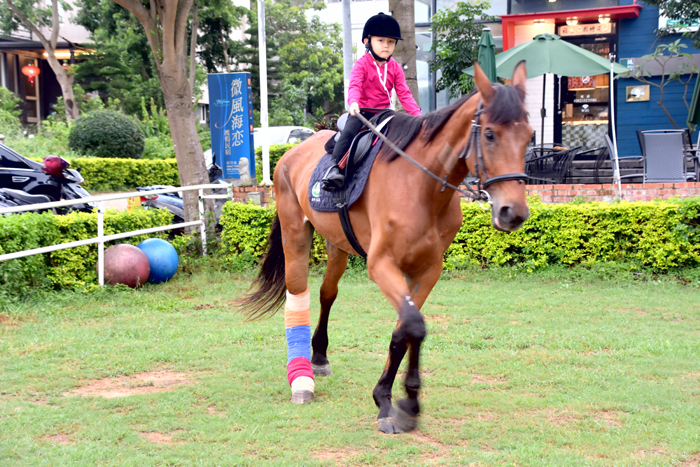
[278,206,315,404]
[311,241,349,376]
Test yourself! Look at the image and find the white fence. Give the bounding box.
[0,184,231,286]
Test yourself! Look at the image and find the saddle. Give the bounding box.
[310,111,395,257]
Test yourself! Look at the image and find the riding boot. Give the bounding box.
[321,164,345,192]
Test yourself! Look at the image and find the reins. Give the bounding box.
[355,100,528,205]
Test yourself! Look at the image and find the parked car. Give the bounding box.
[253,126,315,149]
[0,142,94,212]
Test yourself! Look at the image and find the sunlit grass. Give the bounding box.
[1,263,699,466]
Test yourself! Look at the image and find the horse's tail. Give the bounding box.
[235,214,287,320]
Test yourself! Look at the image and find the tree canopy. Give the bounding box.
[429,0,495,98]
[642,0,700,49]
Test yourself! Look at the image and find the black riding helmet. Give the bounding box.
[362,13,402,62]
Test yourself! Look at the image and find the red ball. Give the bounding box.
[101,244,150,288]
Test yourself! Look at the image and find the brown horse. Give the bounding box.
[237,62,532,433]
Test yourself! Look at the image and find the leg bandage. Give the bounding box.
[285,288,315,393]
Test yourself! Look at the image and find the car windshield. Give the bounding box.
[253,128,290,148]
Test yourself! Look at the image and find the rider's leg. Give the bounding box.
[321,113,367,192]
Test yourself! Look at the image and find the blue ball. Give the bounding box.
[137,238,179,284]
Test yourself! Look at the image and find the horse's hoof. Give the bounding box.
[389,406,418,433]
[312,363,333,376]
[291,390,314,404]
[377,417,404,434]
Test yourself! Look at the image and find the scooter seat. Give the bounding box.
[2,188,52,205]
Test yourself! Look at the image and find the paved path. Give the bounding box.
[92,193,132,212]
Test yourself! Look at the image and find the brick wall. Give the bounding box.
[509,183,700,203]
[231,183,700,206]
[229,185,274,206]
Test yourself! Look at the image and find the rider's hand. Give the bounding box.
[349,102,360,116]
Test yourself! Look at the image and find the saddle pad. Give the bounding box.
[308,140,382,212]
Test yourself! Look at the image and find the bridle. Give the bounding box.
[355,100,529,205]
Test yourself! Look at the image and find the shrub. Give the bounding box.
[0,208,174,296]
[254,143,296,180]
[69,110,145,159]
[219,198,700,272]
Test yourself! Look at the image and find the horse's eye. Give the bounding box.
[484,129,496,142]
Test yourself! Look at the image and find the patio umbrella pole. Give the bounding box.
[540,74,546,154]
[610,55,622,199]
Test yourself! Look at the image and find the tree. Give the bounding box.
[429,0,494,98]
[197,0,247,73]
[641,0,700,49]
[1,0,80,121]
[275,13,344,124]
[74,0,165,115]
[107,0,209,224]
[622,39,698,129]
[389,0,419,111]
[229,0,343,126]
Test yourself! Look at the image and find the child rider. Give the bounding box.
[321,12,421,192]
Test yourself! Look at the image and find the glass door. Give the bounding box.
[554,33,617,150]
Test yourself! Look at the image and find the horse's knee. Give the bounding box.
[400,296,426,343]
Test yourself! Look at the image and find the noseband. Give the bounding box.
[355,100,528,203]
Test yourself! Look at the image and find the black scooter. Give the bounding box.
[0,143,95,213]
[0,187,55,214]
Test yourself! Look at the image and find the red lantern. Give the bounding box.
[21,64,40,87]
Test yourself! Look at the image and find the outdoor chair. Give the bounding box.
[567,146,609,183]
[604,134,643,183]
[526,146,581,184]
[639,130,693,183]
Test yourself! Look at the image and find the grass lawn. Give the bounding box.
[1,263,700,466]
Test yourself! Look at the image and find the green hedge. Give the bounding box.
[54,157,179,191]
[254,143,296,180]
[0,208,174,296]
[219,197,700,271]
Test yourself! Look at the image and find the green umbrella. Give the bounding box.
[687,76,700,134]
[465,33,629,152]
[489,33,629,79]
[477,27,497,83]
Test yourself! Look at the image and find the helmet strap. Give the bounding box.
[366,37,390,63]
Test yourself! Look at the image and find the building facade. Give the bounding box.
[501,0,700,155]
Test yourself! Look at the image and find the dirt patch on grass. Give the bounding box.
[470,374,508,385]
[596,409,623,427]
[0,314,20,328]
[545,409,580,426]
[65,370,195,399]
[425,315,450,325]
[42,434,74,444]
[312,448,361,461]
[616,307,648,316]
[139,429,184,444]
[680,452,700,466]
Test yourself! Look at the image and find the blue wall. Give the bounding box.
[616,0,699,156]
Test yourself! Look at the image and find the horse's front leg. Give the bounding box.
[311,241,349,376]
[368,256,442,433]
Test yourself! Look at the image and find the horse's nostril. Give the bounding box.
[499,205,515,224]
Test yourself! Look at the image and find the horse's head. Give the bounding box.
[470,61,532,232]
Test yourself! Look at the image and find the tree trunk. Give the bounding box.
[49,55,79,121]
[389,0,419,113]
[159,58,211,225]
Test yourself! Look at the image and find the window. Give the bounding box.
[0,146,32,170]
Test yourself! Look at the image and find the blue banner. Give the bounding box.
[207,72,255,180]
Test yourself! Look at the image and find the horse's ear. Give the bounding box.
[473,62,495,105]
[510,60,527,98]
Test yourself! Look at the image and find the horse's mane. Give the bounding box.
[377,84,527,162]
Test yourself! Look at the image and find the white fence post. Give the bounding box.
[98,202,105,287]
[198,188,207,256]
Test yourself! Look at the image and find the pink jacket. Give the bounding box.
[347,53,421,116]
